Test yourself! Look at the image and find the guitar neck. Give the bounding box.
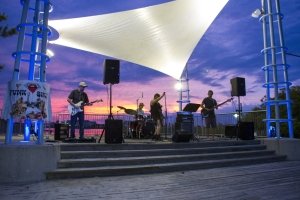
[82,99,102,106]
[216,98,233,108]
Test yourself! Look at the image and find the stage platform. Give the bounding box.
[1,133,299,184]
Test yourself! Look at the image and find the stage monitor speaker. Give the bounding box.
[230,77,246,96]
[105,119,123,144]
[238,122,254,140]
[225,125,237,138]
[103,59,120,84]
[172,121,193,142]
[172,133,193,142]
[54,123,69,140]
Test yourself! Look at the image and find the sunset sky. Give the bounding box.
[0,0,300,116]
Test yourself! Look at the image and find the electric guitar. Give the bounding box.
[201,98,233,117]
[68,99,103,116]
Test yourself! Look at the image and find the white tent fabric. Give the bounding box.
[49,0,229,79]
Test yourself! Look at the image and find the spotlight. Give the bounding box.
[46,49,54,57]
[175,82,182,91]
[251,9,262,18]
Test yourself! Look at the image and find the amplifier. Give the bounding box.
[176,112,193,122]
[173,112,194,142]
[238,122,255,140]
[54,123,69,140]
[225,122,254,140]
[175,122,193,134]
[105,119,123,144]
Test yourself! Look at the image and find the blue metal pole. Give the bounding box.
[274,0,294,138]
[267,0,281,138]
[40,2,51,82]
[24,118,31,141]
[13,0,30,81]
[37,119,44,144]
[261,0,272,137]
[5,0,30,144]
[5,117,14,144]
[28,0,41,80]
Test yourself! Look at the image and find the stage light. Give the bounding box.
[46,49,54,57]
[175,82,182,91]
[233,113,239,118]
[251,9,262,18]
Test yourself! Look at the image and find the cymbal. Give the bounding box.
[124,109,137,115]
[117,106,126,110]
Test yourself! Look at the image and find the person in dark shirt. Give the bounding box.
[201,90,218,138]
[150,92,165,140]
[67,81,90,139]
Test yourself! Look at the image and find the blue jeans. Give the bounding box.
[70,111,84,138]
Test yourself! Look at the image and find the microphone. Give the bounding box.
[142,92,143,98]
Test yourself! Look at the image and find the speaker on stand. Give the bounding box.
[103,59,120,85]
[230,77,247,139]
[230,77,246,97]
[102,59,123,144]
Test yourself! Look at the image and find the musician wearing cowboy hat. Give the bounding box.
[67,81,90,139]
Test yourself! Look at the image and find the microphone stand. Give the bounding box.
[136,92,143,112]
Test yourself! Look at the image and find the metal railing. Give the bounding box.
[0,110,267,138]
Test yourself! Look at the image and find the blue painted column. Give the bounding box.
[258,0,294,138]
[5,0,52,144]
[5,0,30,144]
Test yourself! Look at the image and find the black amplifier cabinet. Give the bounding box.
[173,112,194,142]
[176,112,194,122]
[105,119,123,144]
[238,122,254,140]
[54,123,69,140]
[225,122,255,140]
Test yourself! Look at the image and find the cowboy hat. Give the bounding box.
[79,81,88,87]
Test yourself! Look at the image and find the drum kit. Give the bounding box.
[117,106,155,139]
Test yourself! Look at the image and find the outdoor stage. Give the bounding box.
[1,161,300,200]
[1,134,299,184]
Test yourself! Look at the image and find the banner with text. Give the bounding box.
[2,80,52,121]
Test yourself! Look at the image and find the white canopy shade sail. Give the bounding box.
[49,0,229,79]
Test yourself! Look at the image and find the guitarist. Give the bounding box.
[67,81,90,139]
[201,90,218,138]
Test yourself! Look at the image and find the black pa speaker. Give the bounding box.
[172,133,193,142]
[225,122,254,140]
[230,77,246,96]
[238,122,254,140]
[54,123,69,140]
[103,59,120,84]
[105,119,123,144]
[173,121,193,142]
[225,125,237,138]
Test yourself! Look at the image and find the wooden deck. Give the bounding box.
[1,161,300,199]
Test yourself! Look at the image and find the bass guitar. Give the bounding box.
[68,99,103,116]
[201,98,233,117]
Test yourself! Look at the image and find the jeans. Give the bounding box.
[70,111,85,139]
[205,116,216,128]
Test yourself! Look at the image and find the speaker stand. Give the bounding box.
[236,96,242,140]
[108,83,114,120]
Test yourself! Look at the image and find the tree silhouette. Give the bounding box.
[243,86,300,138]
[0,12,17,37]
[0,12,17,71]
